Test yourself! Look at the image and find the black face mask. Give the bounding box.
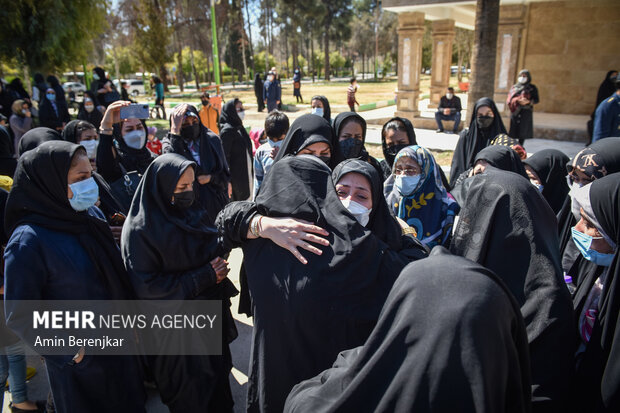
[201,100,209,106]
[172,190,195,209]
[317,155,331,166]
[339,138,364,159]
[476,115,494,129]
[181,123,201,142]
[384,143,409,167]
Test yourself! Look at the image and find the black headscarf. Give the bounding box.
[311,95,331,122]
[62,119,92,144]
[17,127,61,157]
[0,126,16,177]
[77,91,103,129]
[166,105,230,194]
[33,73,47,100]
[474,144,528,178]
[112,119,155,174]
[332,159,402,251]
[570,173,620,412]
[254,73,263,96]
[219,99,243,129]
[450,167,574,411]
[449,97,507,183]
[273,114,343,169]
[8,79,29,101]
[5,141,133,299]
[380,116,417,168]
[523,149,570,214]
[243,155,406,412]
[596,70,618,107]
[46,75,66,105]
[121,154,221,274]
[332,112,368,159]
[285,248,532,413]
[558,138,620,270]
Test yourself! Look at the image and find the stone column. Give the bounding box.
[429,19,456,108]
[395,12,425,120]
[493,5,527,113]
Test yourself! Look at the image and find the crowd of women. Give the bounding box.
[0,67,618,413]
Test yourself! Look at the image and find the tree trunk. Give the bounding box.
[311,34,315,82]
[244,0,255,73]
[323,23,330,81]
[176,32,184,92]
[467,0,500,117]
[160,65,170,92]
[189,47,200,90]
[112,47,120,79]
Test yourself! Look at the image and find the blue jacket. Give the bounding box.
[263,80,281,103]
[593,92,620,142]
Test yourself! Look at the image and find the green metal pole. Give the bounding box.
[210,0,221,85]
[83,62,90,90]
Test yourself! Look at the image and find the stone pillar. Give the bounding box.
[493,5,527,113]
[429,19,456,108]
[395,12,425,120]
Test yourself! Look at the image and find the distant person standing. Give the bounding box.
[293,68,303,103]
[120,81,136,103]
[263,71,281,113]
[152,75,166,119]
[588,70,618,142]
[592,76,620,142]
[434,87,462,134]
[254,73,265,112]
[91,67,120,108]
[507,69,539,145]
[199,92,219,134]
[347,78,359,112]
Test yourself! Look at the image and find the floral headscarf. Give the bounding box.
[384,145,459,247]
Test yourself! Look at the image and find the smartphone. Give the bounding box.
[120,104,149,120]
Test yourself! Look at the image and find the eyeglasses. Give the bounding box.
[394,168,419,176]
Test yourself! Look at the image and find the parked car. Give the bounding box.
[113,79,146,97]
[62,82,87,94]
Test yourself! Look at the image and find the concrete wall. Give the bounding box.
[523,1,620,114]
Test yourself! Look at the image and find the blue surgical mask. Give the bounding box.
[571,227,615,267]
[311,107,324,117]
[269,139,282,148]
[93,73,100,80]
[395,175,421,196]
[68,177,99,212]
[123,129,146,150]
[46,93,56,101]
[530,180,544,193]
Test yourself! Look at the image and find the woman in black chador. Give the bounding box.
[122,154,238,413]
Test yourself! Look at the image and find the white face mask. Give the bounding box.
[84,104,94,113]
[446,93,454,99]
[311,107,324,117]
[81,139,99,159]
[518,76,528,84]
[123,129,146,150]
[341,198,371,227]
[237,110,245,121]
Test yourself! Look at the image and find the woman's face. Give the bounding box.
[575,208,614,254]
[172,167,195,202]
[384,129,409,147]
[476,105,494,118]
[524,164,542,186]
[336,172,372,210]
[67,153,93,199]
[121,118,144,136]
[568,167,596,187]
[235,101,244,112]
[472,159,489,176]
[311,99,324,109]
[21,103,29,112]
[79,128,98,143]
[394,156,421,176]
[298,142,331,158]
[339,121,363,142]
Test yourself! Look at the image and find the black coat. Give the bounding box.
[450,167,574,412]
[285,248,532,413]
[219,99,253,201]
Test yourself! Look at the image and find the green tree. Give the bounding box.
[130,0,173,89]
[0,0,107,77]
[253,52,276,75]
[329,51,346,77]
